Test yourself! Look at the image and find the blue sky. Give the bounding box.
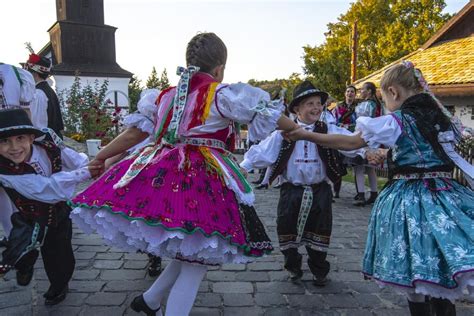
[3,0,468,84]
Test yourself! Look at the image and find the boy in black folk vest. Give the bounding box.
[241,81,365,285]
[0,108,94,305]
[25,53,65,139]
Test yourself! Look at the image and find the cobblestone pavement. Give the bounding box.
[0,170,473,315]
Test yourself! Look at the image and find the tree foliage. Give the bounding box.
[128,75,142,112]
[303,0,450,99]
[146,66,160,89]
[248,73,304,105]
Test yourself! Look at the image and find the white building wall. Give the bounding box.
[50,75,131,108]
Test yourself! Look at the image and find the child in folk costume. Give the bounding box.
[240,81,364,285]
[70,32,297,315]
[0,64,36,246]
[287,62,474,316]
[0,108,94,305]
[105,88,163,277]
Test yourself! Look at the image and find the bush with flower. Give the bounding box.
[59,75,123,144]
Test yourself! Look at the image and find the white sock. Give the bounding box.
[165,262,207,316]
[143,259,182,310]
[354,165,366,194]
[367,167,378,192]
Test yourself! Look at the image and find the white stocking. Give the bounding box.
[354,165,366,193]
[165,262,207,316]
[143,259,182,310]
[367,167,378,192]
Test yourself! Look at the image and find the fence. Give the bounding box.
[375,145,473,185]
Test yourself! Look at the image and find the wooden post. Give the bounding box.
[351,21,358,83]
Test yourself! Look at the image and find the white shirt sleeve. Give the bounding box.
[0,168,91,204]
[356,115,402,148]
[240,131,283,171]
[327,123,367,158]
[216,83,283,142]
[30,89,49,129]
[61,146,89,171]
[123,89,160,135]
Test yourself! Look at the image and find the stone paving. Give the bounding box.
[1,167,473,315]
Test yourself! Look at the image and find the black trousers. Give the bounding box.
[16,217,75,293]
[277,182,332,278]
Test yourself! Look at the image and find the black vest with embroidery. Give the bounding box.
[36,81,64,139]
[0,136,70,227]
[268,121,347,184]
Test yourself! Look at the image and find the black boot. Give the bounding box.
[408,299,433,316]
[365,191,378,204]
[353,193,366,206]
[431,297,456,316]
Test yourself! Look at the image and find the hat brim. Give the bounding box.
[0,126,45,139]
[288,91,329,114]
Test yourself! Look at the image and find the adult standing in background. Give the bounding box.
[353,82,383,206]
[25,54,65,139]
[332,86,358,198]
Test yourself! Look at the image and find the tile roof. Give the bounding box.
[354,36,474,88]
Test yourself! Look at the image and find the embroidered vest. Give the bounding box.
[268,121,347,184]
[36,81,64,139]
[0,135,70,227]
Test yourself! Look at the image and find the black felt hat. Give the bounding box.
[288,81,328,114]
[26,54,52,75]
[0,108,45,139]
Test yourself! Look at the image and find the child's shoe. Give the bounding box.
[312,276,330,287]
[44,286,68,305]
[353,193,366,206]
[288,268,303,281]
[147,255,162,277]
[16,267,34,286]
[131,294,163,316]
[365,192,378,204]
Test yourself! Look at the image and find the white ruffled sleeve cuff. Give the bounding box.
[123,89,160,135]
[356,115,402,148]
[217,83,284,142]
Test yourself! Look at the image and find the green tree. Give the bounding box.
[146,66,160,89]
[303,0,450,99]
[159,69,170,90]
[128,75,142,112]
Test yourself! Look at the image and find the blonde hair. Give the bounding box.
[380,63,423,93]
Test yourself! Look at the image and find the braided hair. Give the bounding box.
[186,33,227,73]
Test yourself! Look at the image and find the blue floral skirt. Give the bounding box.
[362,178,474,301]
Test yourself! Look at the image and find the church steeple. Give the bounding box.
[56,0,104,25]
[46,0,132,78]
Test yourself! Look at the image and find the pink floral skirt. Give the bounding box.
[71,146,273,265]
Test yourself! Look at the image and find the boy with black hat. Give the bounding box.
[25,53,65,139]
[240,81,365,285]
[0,63,36,246]
[0,108,94,305]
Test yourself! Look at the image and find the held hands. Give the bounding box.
[366,148,388,165]
[282,127,311,142]
[88,158,105,179]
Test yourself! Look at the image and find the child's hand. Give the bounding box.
[88,158,105,178]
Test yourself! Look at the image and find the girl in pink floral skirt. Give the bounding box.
[70,32,297,315]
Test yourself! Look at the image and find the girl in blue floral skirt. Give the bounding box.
[287,61,473,316]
